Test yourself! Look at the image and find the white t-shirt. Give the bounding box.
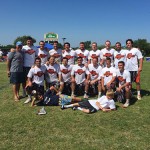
[101,66,116,85]
[101,48,115,66]
[89,95,116,110]
[22,45,38,67]
[62,50,76,65]
[36,48,50,65]
[45,63,60,83]
[49,48,62,64]
[59,64,73,82]
[27,65,46,86]
[116,69,131,86]
[71,64,89,84]
[88,49,103,63]
[75,49,89,64]
[114,50,127,69]
[0,50,3,57]
[88,64,102,80]
[126,48,143,71]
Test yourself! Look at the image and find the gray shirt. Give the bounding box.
[8,51,24,72]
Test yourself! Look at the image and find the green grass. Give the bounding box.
[0,62,150,150]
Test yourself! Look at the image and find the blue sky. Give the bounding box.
[0,0,150,47]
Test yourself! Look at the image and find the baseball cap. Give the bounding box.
[16,41,23,46]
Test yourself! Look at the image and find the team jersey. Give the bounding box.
[27,65,46,86]
[101,48,115,66]
[88,49,103,63]
[101,66,116,85]
[116,69,131,86]
[62,50,76,65]
[71,64,90,84]
[75,49,89,64]
[45,63,60,83]
[114,50,127,69]
[36,48,50,65]
[88,64,102,80]
[59,64,73,82]
[22,45,38,67]
[49,48,62,64]
[126,48,143,71]
[89,95,116,110]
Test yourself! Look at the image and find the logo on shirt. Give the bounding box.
[39,54,47,58]
[115,54,124,60]
[103,53,112,58]
[47,69,56,74]
[75,69,85,75]
[91,54,98,59]
[127,53,135,59]
[65,55,73,60]
[25,49,35,55]
[90,70,98,76]
[117,76,125,82]
[34,71,44,77]
[61,69,70,74]
[52,53,60,58]
[77,53,86,58]
[104,71,113,77]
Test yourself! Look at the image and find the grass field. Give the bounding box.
[0,61,150,150]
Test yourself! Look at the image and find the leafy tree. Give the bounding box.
[13,35,36,46]
[84,41,91,49]
[134,39,150,56]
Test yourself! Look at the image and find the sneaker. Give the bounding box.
[137,95,142,100]
[72,107,77,111]
[37,107,46,115]
[123,102,129,108]
[84,93,89,99]
[61,105,65,110]
[24,98,32,104]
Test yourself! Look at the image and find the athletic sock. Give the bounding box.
[126,99,129,104]
[64,104,73,108]
[77,107,83,111]
[98,92,101,96]
[28,95,32,99]
[137,91,140,95]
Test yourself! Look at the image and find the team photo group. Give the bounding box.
[7,37,143,114]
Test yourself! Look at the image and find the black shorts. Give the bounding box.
[26,83,44,96]
[23,67,31,81]
[10,72,25,84]
[75,83,85,96]
[129,71,137,83]
[78,100,97,113]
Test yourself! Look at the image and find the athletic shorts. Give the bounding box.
[23,67,31,81]
[59,94,72,105]
[26,82,44,96]
[78,100,97,113]
[129,71,140,83]
[10,72,25,84]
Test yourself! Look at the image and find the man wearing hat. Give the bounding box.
[7,41,24,101]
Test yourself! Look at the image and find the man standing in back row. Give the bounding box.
[126,39,143,100]
[22,37,38,103]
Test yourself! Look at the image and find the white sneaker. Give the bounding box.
[84,93,89,99]
[37,107,46,115]
[137,95,142,100]
[123,102,129,108]
[24,98,32,104]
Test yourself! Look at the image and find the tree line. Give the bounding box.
[0,35,150,56]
